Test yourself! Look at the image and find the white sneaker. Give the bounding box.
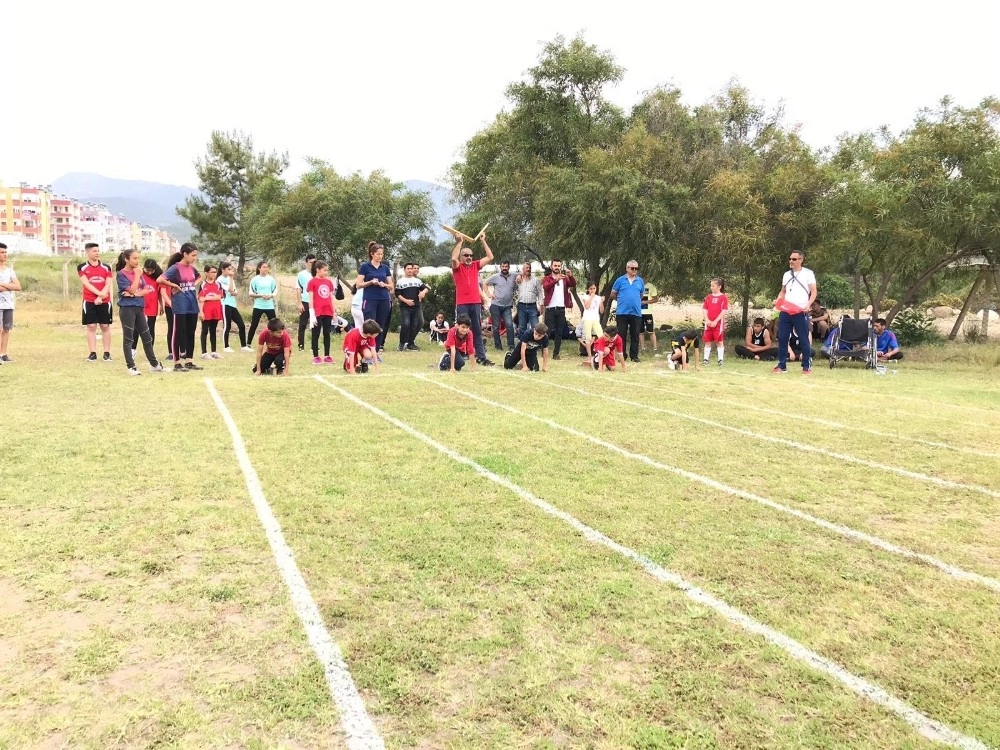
[201,352,212,359]
[127,367,141,376]
[240,346,252,352]
[667,359,676,370]
[224,347,235,353]
[211,352,222,359]
[150,363,164,372]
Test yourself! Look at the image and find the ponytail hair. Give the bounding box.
[255,260,268,275]
[313,260,328,276]
[166,252,182,269]
[367,241,385,260]
[115,249,138,272]
[711,276,726,293]
[179,242,198,257]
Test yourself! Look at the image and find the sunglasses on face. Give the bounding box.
[789,257,801,261]
[461,254,473,258]
[627,266,637,270]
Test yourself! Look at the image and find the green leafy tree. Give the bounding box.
[178,130,288,275]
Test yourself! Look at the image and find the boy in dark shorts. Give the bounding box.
[505,322,550,372]
[667,329,701,371]
[254,318,292,376]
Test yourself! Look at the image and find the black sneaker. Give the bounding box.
[408,344,421,352]
[87,353,98,362]
[174,364,187,372]
[103,352,112,362]
[631,357,641,364]
[477,358,496,367]
[0,355,11,363]
[184,362,203,371]
[397,344,405,352]
[298,345,304,352]
[359,362,369,374]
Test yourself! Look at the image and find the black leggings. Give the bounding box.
[298,301,311,349]
[165,306,173,353]
[248,308,276,342]
[171,312,198,362]
[146,316,157,347]
[311,315,333,357]
[201,319,219,354]
[224,306,246,348]
[121,306,157,369]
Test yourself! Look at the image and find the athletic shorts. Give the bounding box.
[702,325,724,343]
[642,315,655,333]
[0,309,13,331]
[82,301,113,325]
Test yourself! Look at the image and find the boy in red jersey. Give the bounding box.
[254,318,292,376]
[439,314,478,372]
[591,325,627,372]
[702,277,728,366]
[78,242,114,361]
[343,319,381,374]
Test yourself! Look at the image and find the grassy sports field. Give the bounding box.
[1,275,999,749]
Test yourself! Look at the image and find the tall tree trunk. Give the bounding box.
[741,266,751,331]
[884,249,970,325]
[852,271,861,319]
[948,270,984,340]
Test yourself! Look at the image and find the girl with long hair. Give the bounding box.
[158,243,202,371]
[355,242,393,351]
[116,250,163,375]
[247,261,278,341]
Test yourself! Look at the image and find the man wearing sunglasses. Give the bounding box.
[450,229,495,366]
[773,251,817,374]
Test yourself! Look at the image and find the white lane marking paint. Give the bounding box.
[501,374,1000,500]
[318,375,990,750]
[205,379,385,750]
[720,369,1000,417]
[617,373,1000,460]
[207,372,408,382]
[417,375,1000,594]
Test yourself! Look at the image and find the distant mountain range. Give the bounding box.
[51,173,460,243]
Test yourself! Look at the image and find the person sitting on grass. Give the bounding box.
[505,322,550,372]
[788,326,809,363]
[343,319,381,375]
[873,318,904,361]
[735,317,779,360]
[667,329,701,371]
[429,311,450,344]
[440,314,477,372]
[810,300,832,342]
[591,325,627,372]
[254,318,292,377]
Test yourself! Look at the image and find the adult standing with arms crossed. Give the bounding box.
[773,250,817,374]
[514,262,543,338]
[296,254,316,351]
[450,229,495,366]
[541,259,576,360]
[610,260,645,363]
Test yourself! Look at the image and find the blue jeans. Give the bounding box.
[439,351,467,371]
[455,303,487,360]
[777,311,812,370]
[516,302,539,338]
[490,304,514,350]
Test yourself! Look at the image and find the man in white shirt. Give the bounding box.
[773,250,817,374]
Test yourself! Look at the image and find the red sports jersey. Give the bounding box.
[343,327,376,355]
[703,293,729,327]
[199,281,224,321]
[142,273,160,316]
[79,261,112,302]
[307,277,336,317]
[258,329,291,354]
[444,326,476,357]
[593,334,623,366]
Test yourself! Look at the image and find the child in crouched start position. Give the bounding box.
[343,319,381,374]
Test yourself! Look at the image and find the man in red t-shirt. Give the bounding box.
[78,242,114,362]
[439,314,477,372]
[254,318,292,376]
[343,320,381,374]
[450,228,495,366]
[591,325,627,372]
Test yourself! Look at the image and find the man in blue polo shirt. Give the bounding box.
[610,259,645,363]
[873,318,904,361]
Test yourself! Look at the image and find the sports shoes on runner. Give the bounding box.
[1,355,13,363]
[407,344,421,352]
[87,352,98,362]
[224,347,235,353]
[718,360,724,367]
[211,352,222,359]
[802,369,812,375]
[166,353,173,361]
[323,356,334,364]
[477,358,496,367]
[666,359,676,370]
[312,356,323,365]
[127,367,141,376]
[103,352,112,362]
[359,362,369,374]
[173,364,187,372]
[201,352,212,359]
[397,344,405,352]
[150,363,164,372]
[240,346,252,352]
[771,366,786,373]
[184,362,203,371]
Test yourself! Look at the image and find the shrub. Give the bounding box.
[925,293,964,309]
[817,274,853,309]
[421,274,456,322]
[892,308,939,346]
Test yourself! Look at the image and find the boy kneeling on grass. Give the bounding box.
[504,322,550,372]
[439,314,477,372]
[667,329,701,371]
[591,325,627,372]
[344,319,381,374]
[254,318,292,376]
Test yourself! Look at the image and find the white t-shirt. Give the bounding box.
[548,279,565,308]
[781,267,816,310]
[351,286,364,309]
[582,294,602,321]
[0,267,17,309]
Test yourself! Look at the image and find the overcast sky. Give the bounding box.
[3,0,997,190]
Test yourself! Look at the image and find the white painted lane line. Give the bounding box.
[613,373,1000,460]
[501,374,1000,500]
[205,379,385,750]
[416,375,1000,594]
[317,375,989,750]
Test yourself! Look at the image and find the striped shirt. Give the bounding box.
[516,276,542,305]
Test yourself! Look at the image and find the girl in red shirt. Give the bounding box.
[142,259,163,347]
[306,261,337,363]
[199,265,225,359]
[702,277,729,366]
